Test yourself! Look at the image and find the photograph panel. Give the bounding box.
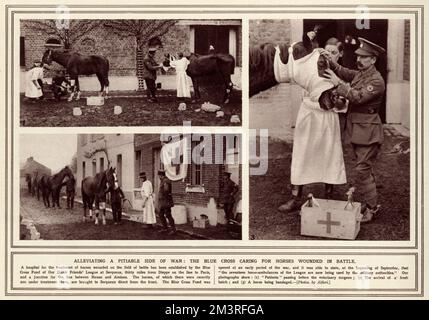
[249,19,410,241]
[19,19,242,127]
[19,133,242,240]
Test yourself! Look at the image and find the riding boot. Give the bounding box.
[324,184,334,199]
[278,185,303,213]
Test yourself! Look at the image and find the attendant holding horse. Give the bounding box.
[142,48,163,103]
[109,173,125,225]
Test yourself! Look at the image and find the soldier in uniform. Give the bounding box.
[323,37,386,223]
[220,172,239,223]
[157,170,176,235]
[142,48,163,103]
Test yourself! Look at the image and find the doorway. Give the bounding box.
[303,19,388,122]
[194,25,230,55]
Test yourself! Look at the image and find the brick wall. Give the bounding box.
[403,20,410,81]
[135,134,242,208]
[21,20,241,77]
[249,19,291,47]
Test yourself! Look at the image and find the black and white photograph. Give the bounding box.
[19,133,242,240]
[249,19,410,240]
[19,19,242,127]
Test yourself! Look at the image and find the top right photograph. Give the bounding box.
[249,19,411,241]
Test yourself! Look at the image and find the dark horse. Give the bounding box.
[164,53,235,104]
[39,166,74,208]
[81,167,116,225]
[25,174,32,195]
[31,171,40,199]
[249,27,346,110]
[42,49,110,101]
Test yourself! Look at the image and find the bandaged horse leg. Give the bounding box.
[99,201,107,225]
[352,143,381,210]
[94,208,99,225]
[75,78,81,101]
[68,79,76,101]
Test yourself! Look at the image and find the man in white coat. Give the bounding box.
[140,172,156,228]
[169,52,191,100]
[277,34,347,213]
[25,60,44,101]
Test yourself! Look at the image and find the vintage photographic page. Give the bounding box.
[0,0,427,303]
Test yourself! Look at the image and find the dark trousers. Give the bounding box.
[112,201,122,222]
[144,78,156,99]
[223,203,235,221]
[66,191,74,209]
[159,207,175,230]
[352,143,381,208]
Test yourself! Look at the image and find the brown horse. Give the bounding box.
[42,49,110,101]
[249,27,346,110]
[81,167,116,225]
[39,166,74,208]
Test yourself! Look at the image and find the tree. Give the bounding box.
[22,19,102,49]
[103,20,177,90]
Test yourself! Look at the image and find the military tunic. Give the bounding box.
[333,64,385,207]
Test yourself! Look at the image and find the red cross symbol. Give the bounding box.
[317,212,341,234]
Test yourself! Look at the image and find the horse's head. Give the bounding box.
[105,167,118,191]
[42,49,53,66]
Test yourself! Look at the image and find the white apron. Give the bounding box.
[140,180,156,224]
[170,57,191,98]
[25,67,44,98]
[275,47,346,185]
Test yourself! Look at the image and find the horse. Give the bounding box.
[39,166,74,208]
[81,167,116,225]
[42,49,110,101]
[249,27,347,110]
[164,53,235,104]
[25,174,32,195]
[31,171,41,199]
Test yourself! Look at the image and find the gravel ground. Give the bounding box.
[20,89,242,127]
[20,193,240,240]
[249,128,410,241]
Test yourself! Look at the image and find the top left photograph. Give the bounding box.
[19,19,242,127]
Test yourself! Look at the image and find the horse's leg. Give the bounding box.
[191,77,200,103]
[75,77,81,101]
[82,195,87,222]
[222,73,233,104]
[99,200,107,225]
[96,74,104,96]
[68,75,76,101]
[56,189,61,209]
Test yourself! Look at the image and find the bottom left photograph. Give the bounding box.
[19,133,242,241]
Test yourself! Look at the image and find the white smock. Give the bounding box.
[140,180,156,224]
[170,57,191,98]
[25,67,44,98]
[274,47,346,185]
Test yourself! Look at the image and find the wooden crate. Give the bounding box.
[300,198,362,240]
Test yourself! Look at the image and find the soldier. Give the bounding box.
[142,48,163,103]
[157,170,176,235]
[323,37,386,223]
[65,176,76,210]
[220,172,239,223]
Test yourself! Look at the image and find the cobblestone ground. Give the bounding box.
[249,127,410,241]
[20,89,242,127]
[20,194,240,240]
